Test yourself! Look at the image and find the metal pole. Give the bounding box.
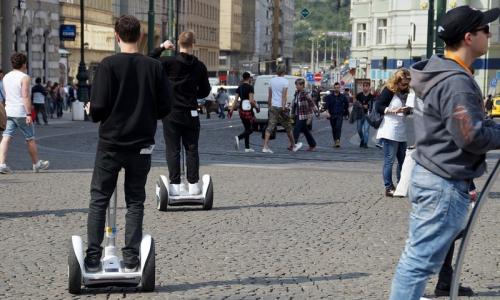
[310,39,314,72]
[148,0,155,53]
[323,39,327,70]
[76,0,89,119]
[434,0,446,55]
[426,0,435,58]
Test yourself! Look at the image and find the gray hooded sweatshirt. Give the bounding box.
[410,55,500,180]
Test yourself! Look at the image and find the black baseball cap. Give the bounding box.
[437,5,500,44]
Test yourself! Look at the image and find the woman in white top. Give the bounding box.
[0,52,49,174]
[375,69,411,197]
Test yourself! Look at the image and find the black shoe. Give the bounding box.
[435,284,474,297]
[84,257,101,272]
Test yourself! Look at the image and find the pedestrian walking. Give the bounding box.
[0,69,5,105]
[374,68,411,197]
[485,94,493,116]
[389,6,500,300]
[83,15,171,272]
[354,82,374,148]
[150,31,211,196]
[215,87,228,119]
[262,64,302,153]
[292,78,318,151]
[324,82,349,147]
[231,72,258,152]
[0,53,49,174]
[56,83,65,118]
[31,77,48,125]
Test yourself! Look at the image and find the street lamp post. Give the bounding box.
[76,0,89,120]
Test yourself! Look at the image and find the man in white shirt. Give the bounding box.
[262,64,302,153]
[0,53,49,174]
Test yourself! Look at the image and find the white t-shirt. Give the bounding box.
[376,94,407,142]
[269,76,289,108]
[3,70,29,117]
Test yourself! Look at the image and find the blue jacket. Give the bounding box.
[325,92,349,117]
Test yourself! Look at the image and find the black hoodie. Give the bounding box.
[150,48,211,126]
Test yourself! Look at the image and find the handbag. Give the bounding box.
[394,149,416,197]
[366,106,383,129]
[0,104,6,131]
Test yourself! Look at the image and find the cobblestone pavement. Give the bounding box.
[0,114,499,299]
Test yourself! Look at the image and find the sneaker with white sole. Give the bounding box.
[169,184,181,196]
[234,136,240,150]
[244,148,255,153]
[292,142,303,152]
[189,182,201,195]
[262,147,273,153]
[0,164,13,174]
[33,160,49,173]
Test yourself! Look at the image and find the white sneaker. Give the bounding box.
[33,160,49,173]
[0,164,13,174]
[234,136,240,150]
[188,182,201,195]
[169,184,181,196]
[245,148,255,153]
[292,142,303,152]
[262,147,273,153]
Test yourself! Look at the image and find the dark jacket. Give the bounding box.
[410,54,500,180]
[150,48,211,126]
[325,92,349,117]
[90,52,171,152]
[374,87,395,114]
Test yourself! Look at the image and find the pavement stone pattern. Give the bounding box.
[0,114,499,299]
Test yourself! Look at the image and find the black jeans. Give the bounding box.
[163,119,200,184]
[34,103,48,124]
[86,149,151,267]
[329,115,343,141]
[238,118,253,149]
[293,117,316,147]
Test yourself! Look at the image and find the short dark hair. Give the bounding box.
[0,69,3,74]
[35,77,42,84]
[179,31,195,48]
[334,82,340,86]
[115,15,141,43]
[242,72,251,80]
[11,52,27,69]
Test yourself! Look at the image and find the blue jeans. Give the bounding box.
[218,104,225,118]
[390,164,470,300]
[3,117,35,140]
[293,118,316,147]
[381,138,406,188]
[356,116,370,145]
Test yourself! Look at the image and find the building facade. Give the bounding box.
[1,0,61,84]
[219,0,242,84]
[350,0,500,94]
[178,0,220,77]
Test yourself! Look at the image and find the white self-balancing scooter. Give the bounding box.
[68,187,155,294]
[156,145,213,211]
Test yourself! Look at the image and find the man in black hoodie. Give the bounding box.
[150,31,211,196]
[84,15,171,272]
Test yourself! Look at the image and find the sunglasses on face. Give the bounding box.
[472,25,490,34]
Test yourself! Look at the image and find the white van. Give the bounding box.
[253,75,303,129]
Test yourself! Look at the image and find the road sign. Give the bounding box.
[300,8,310,18]
[306,72,314,82]
[490,78,497,88]
[314,73,322,82]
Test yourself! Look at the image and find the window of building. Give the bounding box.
[377,19,387,44]
[356,23,366,47]
[43,31,49,83]
[26,29,32,75]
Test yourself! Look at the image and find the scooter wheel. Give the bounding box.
[68,240,82,294]
[203,178,214,210]
[141,238,155,292]
[156,179,169,212]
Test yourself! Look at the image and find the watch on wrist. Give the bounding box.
[26,113,31,116]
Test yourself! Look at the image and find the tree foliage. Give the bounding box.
[293,0,351,63]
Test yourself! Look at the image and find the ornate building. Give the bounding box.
[1,0,61,84]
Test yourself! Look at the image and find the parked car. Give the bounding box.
[491,96,500,118]
[253,75,305,131]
